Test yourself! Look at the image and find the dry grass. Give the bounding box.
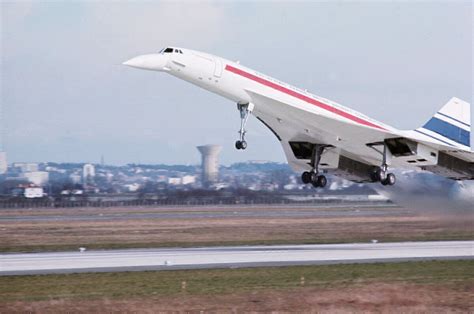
[1,206,473,252]
[3,283,473,313]
[1,260,473,312]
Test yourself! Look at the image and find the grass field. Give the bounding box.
[1,206,473,252]
[1,206,473,311]
[1,260,473,312]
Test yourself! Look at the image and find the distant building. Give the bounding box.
[24,171,49,186]
[182,175,196,185]
[0,152,6,175]
[61,189,84,195]
[197,145,222,187]
[247,160,273,164]
[156,175,168,183]
[168,177,182,185]
[13,162,38,173]
[83,164,95,184]
[124,183,140,192]
[24,186,44,198]
[70,173,82,184]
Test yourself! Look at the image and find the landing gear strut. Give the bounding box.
[235,103,254,150]
[368,142,396,186]
[301,144,328,188]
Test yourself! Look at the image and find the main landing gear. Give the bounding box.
[301,145,328,188]
[368,142,396,186]
[372,164,396,186]
[235,103,254,150]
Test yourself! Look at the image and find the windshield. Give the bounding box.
[160,47,183,54]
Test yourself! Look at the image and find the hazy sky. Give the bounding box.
[1,1,472,165]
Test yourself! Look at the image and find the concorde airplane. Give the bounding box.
[124,47,473,188]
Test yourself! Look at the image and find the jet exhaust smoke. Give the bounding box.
[373,170,474,216]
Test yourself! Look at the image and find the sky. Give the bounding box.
[1,1,472,165]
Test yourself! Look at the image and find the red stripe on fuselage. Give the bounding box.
[225,65,386,131]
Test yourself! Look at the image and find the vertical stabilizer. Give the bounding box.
[416,97,471,149]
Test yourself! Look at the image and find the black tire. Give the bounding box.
[317,175,327,188]
[240,141,247,150]
[301,172,311,184]
[376,168,386,182]
[310,172,320,188]
[370,169,379,182]
[386,173,396,186]
[311,180,320,188]
[235,141,242,150]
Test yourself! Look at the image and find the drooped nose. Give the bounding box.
[123,54,168,71]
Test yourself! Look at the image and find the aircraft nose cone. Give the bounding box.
[122,57,142,67]
[123,54,167,71]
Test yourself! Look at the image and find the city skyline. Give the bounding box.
[2,1,472,165]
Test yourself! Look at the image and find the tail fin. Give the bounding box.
[416,97,471,148]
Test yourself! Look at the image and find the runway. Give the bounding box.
[1,241,472,275]
[0,204,399,222]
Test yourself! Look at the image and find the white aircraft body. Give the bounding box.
[124,47,473,187]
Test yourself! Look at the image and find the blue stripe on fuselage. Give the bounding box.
[423,117,470,147]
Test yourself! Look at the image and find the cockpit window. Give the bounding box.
[160,47,183,54]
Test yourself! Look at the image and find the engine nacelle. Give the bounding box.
[422,152,474,180]
[320,151,377,183]
[289,142,377,182]
[384,138,438,167]
[384,138,474,180]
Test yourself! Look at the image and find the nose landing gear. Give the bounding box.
[235,103,254,150]
[301,144,328,188]
[235,140,247,150]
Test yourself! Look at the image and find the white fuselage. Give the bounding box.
[123,47,467,174]
[167,49,390,131]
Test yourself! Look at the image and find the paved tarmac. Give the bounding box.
[1,241,472,275]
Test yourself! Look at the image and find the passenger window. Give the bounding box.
[163,48,173,53]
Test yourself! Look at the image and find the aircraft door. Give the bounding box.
[214,58,223,77]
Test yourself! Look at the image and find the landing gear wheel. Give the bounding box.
[235,140,247,150]
[381,173,396,186]
[367,142,396,186]
[375,168,386,182]
[301,171,312,184]
[235,103,253,151]
[310,172,321,188]
[317,175,327,188]
[370,169,379,182]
